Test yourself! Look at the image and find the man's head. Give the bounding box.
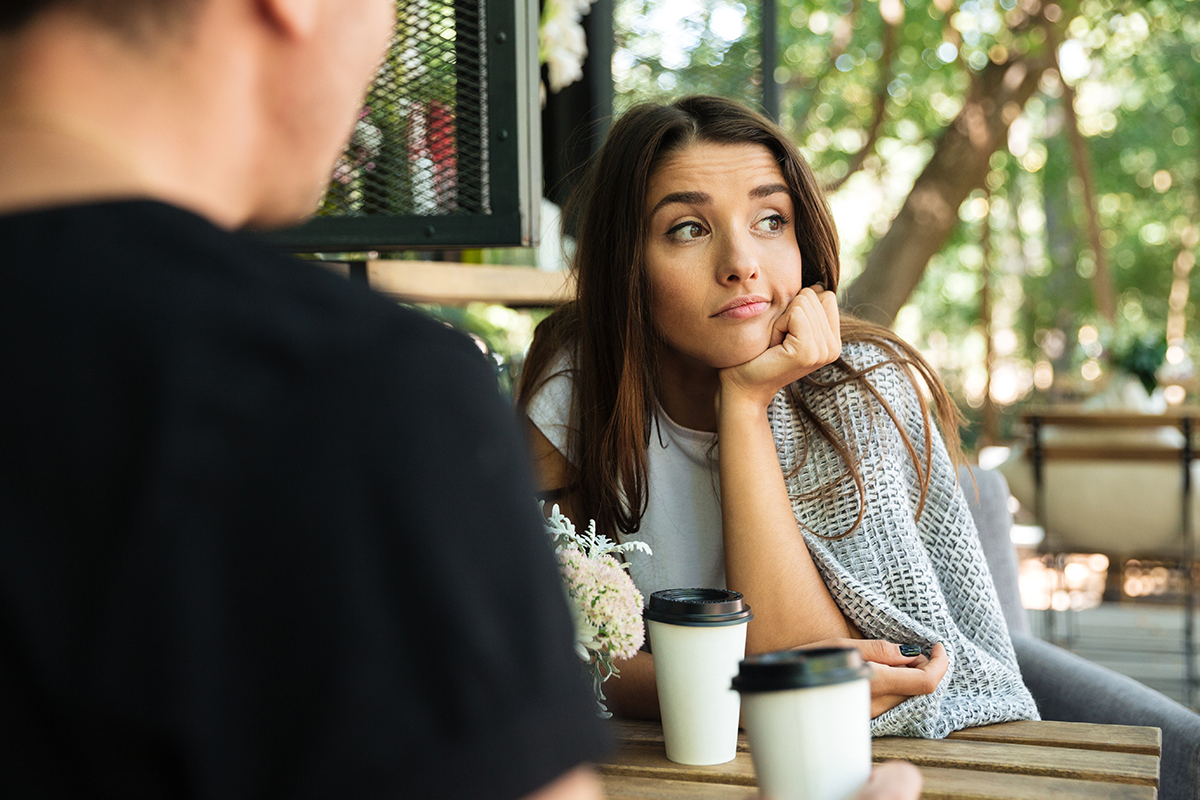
[0,1,199,40]
[0,0,394,228]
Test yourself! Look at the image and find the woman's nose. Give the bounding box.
[718,230,759,284]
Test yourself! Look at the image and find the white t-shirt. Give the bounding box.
[525,352,725,600]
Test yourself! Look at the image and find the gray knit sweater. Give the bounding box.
[776,342,1039,737]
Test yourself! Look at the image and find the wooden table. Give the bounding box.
[600,718,1161,799]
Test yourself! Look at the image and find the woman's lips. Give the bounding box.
[713,296,770,319]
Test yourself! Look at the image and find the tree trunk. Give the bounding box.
[980,190,997,447]
[842,53,1053,327]
[1060,72,1117,324]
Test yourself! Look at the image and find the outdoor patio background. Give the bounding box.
[1018,542,1199,710]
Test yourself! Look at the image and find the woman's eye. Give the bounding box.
[755,214,788,233]
[667,221,705,241]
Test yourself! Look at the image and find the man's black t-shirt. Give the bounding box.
[0,201,607,798]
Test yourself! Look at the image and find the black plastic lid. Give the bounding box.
[644,588,753,627]
[731,647,872,693]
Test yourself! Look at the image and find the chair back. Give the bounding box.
[959,465,1031,637]
[997,411,1200,559]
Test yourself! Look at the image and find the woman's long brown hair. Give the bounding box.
[517,95,963,541]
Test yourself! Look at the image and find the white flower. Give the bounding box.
[543,503,652,564]
[541,502,652,717]
[539,0,599,93]
[558,548,645,662]
[568,598,599,661]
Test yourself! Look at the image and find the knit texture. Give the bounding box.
[774,342,1040,737]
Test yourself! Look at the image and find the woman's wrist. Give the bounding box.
[716,372,779,418]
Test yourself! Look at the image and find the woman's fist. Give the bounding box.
[720,286,841,409]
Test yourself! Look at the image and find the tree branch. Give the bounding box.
[822,2,900,193]
[1054,42,1117,324]
[842,40,1056,326]
[790,0,860,133]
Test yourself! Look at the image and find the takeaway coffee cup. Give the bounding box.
[732,647,872,800]
[644,588,753,765]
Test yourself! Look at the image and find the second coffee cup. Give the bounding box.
[732,647,873,800]
[644,588,753,765]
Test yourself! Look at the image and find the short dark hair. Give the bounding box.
[0,0,199,38]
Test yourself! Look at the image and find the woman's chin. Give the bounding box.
[720,335,776,369]
[712,346,772,371]
[658,332,774,374]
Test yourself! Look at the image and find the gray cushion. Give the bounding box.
[958,465,1030,637]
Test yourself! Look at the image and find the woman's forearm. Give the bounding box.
[717,392,855,653]
[602,650,660,719]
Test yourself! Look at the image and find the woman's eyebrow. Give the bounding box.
[750,182,789,199]
[649,190,711,216]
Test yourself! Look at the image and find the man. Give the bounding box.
[0,1,607,797]
[0,4,928,799]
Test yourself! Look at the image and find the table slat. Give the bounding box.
[601,774,751,799]
[917,766,1157,800]
[946,720,1161,756]
[1021,409,1200,427]
[610,719,749,751]
[598,746,757,786]
[1029,445,1187,462]
[873,737,1158,786]
[608,718,1161,757]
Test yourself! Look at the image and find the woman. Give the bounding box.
[519,96,1037,737]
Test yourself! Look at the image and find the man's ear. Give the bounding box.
[256,0,320,38]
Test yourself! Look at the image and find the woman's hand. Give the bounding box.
[796,639,949,718]
[719,286,841,409]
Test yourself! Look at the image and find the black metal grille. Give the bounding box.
[317,0,490,219]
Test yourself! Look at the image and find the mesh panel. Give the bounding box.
[318,0,490,219]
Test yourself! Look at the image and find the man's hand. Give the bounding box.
[755,760,923,800]
[851,761,923,800]
[796,639,949,718]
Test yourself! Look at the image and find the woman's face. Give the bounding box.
[644,141,804,373]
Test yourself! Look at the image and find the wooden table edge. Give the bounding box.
[946,721,1162,757]
[610,718,1162,757]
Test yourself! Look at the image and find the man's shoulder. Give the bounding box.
[1,199,489,401]
[4,199,467,347]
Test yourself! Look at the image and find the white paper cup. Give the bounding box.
[733,648,872,800]
[645,588,753,765]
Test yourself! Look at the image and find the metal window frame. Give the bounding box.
[760,0,778,121]
[263,0,541,253]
